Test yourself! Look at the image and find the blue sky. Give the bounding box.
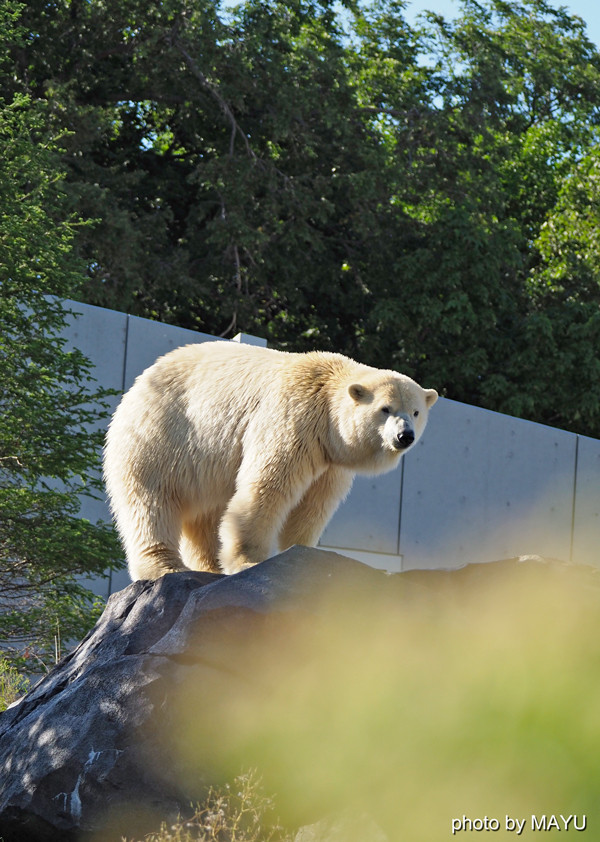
[403,0,600,47]
[220,0,600,51]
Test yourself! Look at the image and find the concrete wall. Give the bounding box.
[61,299,600,594]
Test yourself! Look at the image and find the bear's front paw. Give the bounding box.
[219,559,258,575]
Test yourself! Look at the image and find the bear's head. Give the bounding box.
[332,371,438,474]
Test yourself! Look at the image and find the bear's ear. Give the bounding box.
[348,383,368,402]
[425,388,438,407]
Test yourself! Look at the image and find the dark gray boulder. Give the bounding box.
[0,548,393,841]
[0,547,598,842]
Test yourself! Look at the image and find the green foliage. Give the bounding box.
[0,658,29,712]
[169,566,600,840]
[524,148,600,432]
[4,0,600,434]
[0,3,123,667]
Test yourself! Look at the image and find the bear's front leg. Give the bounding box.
[217,455,317,574]
[218,486,282,574]
[278,465,355,550]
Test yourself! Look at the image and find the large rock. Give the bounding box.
[0,548,387,841]
[0,547,599,842]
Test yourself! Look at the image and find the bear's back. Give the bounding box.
[147,341,360,401]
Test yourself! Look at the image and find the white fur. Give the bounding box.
[103,342,437,579]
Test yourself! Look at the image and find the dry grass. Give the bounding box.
[123,771,293,842]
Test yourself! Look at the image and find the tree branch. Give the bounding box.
[169,33,256,160]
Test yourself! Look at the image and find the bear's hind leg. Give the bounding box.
[278,466,354,550]
[130,542,187,581]
[120,499,188,581]
[180,511,222,573]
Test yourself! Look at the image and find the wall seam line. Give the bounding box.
[569,435,579,564]
[121,314,130,393]
[397,457,405,569]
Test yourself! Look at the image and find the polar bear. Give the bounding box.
[104,341,437,580]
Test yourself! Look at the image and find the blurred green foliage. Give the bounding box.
[170,561,600,840]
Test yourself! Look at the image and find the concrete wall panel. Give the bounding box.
[572,435,600,568]
[123,315,220,390]
[319,466,403,555]
[399,399,577,570]
[61,300,128,393]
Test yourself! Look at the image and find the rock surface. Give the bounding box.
[0,547,598,842]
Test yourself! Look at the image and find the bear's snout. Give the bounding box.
[395,429,415,449]
[383,415,416,451]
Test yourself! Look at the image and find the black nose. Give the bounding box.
[396,429,415,449]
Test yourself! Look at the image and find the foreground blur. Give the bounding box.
[167,558,600,840]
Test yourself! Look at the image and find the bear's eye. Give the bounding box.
[381,406,391,415]
[413,410,420,417]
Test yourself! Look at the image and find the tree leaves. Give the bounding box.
[0,21,122,666]
[4,0,600,434]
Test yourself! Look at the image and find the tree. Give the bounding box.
[5,0,600,435]
[0,3,122,668]
[521,149,600,436]
[360,0,600,426]
[5,0,395,353]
